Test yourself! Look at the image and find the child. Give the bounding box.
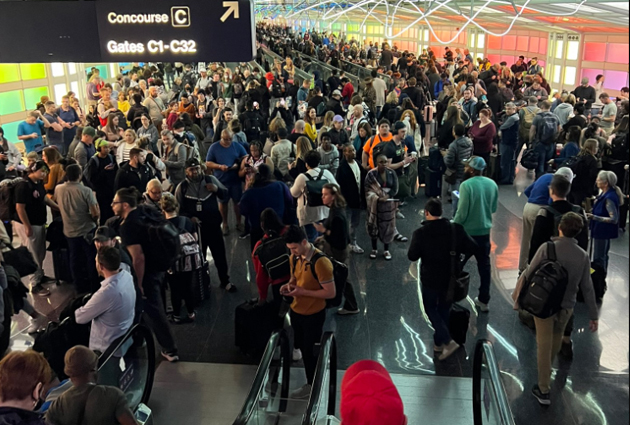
[166,101,179,130]
[117,92,131,115]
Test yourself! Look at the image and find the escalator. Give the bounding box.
[294,52,360,92]
[233,331,516,425]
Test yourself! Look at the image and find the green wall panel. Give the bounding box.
[0,90,25,115]
[0,64,20,84]
[0,121,22,144]
[19,63,46,80]
[23,87,49,110]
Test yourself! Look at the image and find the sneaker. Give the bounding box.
[188,311,197,321]
[31,284,50,297]
[292,349,303,361]
[290,384,312,399]
[369,250,378,259]
[433,344,444,353]
[26,317,40,334]
[221,283,238,293]
[532,385,551,406]
[161,350,180,363]
[560,340,573,360]
[396,211,405,219]
[238,231,250,239]
[222,225,229,236]
[351,243,364,254]
[337,308,360,315]
[438,340,460,360]
[383,251,392,261]
[474,297,490,313]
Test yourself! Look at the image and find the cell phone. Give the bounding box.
[280,99,286,106]
[452,190,460,199]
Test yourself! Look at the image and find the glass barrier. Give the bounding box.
[260,47,311,82]
[295,52,361,90]
[302,332,337,425]
[233,329,292,425]
[339,59,392,87]
[97,324,156,412]
[473,339,516,425]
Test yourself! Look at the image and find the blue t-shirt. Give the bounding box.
[17,120,45,153]
[206,141,247,185]
[524,173,553,205]
[43,112,63,146]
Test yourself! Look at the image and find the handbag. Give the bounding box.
[1,243,38,278]
[445,223,470,303]
[444,168,458,185]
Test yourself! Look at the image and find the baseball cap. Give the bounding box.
[94,139,109,150]
[185,157,201,168]
[64,345,98,378]
[93,226,117,242]
[333,115,344,123]
[581,77,589,85]
[392,121,407,134]
[28,160,48,174]
[332,89,342,97]
[340,360,405,425]
[83,126,97,137]
[463,155,487,171]
[555,167,575,183]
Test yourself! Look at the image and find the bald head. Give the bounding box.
[294,120,305,133]
[353,104,364,118]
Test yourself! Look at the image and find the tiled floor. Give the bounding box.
[9,164,629,424]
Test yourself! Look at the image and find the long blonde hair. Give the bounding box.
[295,136,313,160]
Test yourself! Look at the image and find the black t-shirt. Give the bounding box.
[169,215,196,234]
[14,178,47,225]
[119,209,154,269]
[382,140,406,175]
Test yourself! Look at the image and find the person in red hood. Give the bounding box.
[340,360,407,425]
[265,72,275,89]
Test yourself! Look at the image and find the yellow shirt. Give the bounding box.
[305,122,317,143]
[290,248,334,315]
[117,100,130,115]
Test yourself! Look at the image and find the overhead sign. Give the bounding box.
[0,0,255,62]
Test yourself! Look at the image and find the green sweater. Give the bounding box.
[453,176,498,236]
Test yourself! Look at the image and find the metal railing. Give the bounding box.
[302,332,338,425]
[473,339,516,425]
[259,46,311,82]
[233,329,292,425]
[295,51,360,90]
[339,59,392,87]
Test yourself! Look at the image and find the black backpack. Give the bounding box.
[520,148,539,170]
[609,132,629,162]
[254,234,291,280]
[243,113,262,142]
[138,205,181,272]
[519,242,568,319]
[541,205,583,238]
[0,177,23,222]
[293,251,348,308]
[304,169,328,207]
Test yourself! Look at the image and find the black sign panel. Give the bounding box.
[0,0,255,62]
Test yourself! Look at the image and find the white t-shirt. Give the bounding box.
[348,160,361,194]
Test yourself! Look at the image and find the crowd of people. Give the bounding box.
[0,22,628,423]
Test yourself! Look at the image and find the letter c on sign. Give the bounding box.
[108,12,116,23]
[174,10,187,25]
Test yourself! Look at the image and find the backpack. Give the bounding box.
[316,101,327,116]
[171,217,202,273]
[561,155,582,173]
[292,251,348,308]
[519,242,568,319]
[609,132,629,162]
[0,177,24,222]
[519,107,538,140]
[520,148,539,170]
[253,234,291,280]
[233,83,243,96]
[428,145,446,173]
[304,169,329,207]
[537,113,559,145]
[242,113,262,142]
[82,153,115,182]
[139,205,182,272]
[541,205,582,238]
[371,141,389,167]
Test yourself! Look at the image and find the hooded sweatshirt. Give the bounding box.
[444,136,473,181]
[553,102,574,126]
[0,407,47,425]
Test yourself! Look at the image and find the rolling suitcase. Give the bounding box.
[235,300,284,358]
[489,151,501,182]
[425,169,442,198]
[448,303,470,345]
[52,248,72,284]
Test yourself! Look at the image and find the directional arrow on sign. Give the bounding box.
[220,1,240,22]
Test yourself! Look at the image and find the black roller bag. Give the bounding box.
[235,300,284,358]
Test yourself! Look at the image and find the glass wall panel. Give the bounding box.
[567,41,580,61]
[19,63,46,80]
[0,64,20,84]
[1,121,22,144]
[555,40,564,59]
[516,37,529,52]
[23,87,49,110]
[51,63,65,77]
[603,70,629,91]
[583,42,606,61]
[0,91,25,115]
[607,44,630,64]
[503,36,517,50]
[564,66,577,86]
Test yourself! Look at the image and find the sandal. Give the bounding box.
[369,250,378,259]
[384,251,392,260]
[394,234,408,242]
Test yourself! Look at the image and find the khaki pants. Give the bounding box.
[534,308,573,393]
[519,202,543,272]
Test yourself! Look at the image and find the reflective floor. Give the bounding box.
[10,164,629,424]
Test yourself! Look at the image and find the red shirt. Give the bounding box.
[468,120,497,155]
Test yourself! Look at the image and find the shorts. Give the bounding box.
[219,183,243,204]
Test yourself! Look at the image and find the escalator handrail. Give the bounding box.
[472,339,516,425]
[260,46,312,81]
[233,329,291,425]
[339,58,392,85]
[302,332,337,425]
[295,51,361,88]
[97,324,156,406]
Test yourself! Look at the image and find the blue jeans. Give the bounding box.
[499,143,516,184]
[463,234,492,304]
[66,236,97,293]
[346,208,361,244]
[534,142,555,179]
[592,238,611,272]
[304,224,319,243]
[421,286,452,346]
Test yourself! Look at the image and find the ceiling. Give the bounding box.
[255,0,630,35]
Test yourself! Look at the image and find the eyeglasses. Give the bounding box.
[111,201,123,206]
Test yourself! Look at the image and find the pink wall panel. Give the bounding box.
[606,44,630,64]
[583,42,607,62]
[503,36,517,51]
[603,70,629,90]
[581,68,604,85]
[529,38,539,54]
[538,38,548,55]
